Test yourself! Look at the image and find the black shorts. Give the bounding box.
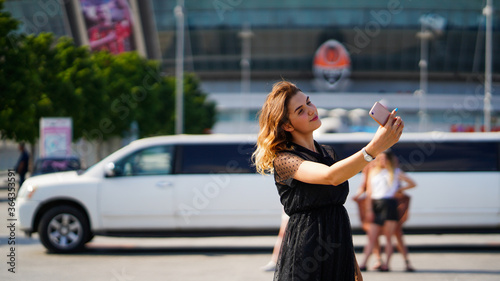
[372,198,399,226]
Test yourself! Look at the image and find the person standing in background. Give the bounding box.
[358,151,416,272]
[261,210,289,272]
[392,154,416,272]
[15,142,29,187]
[353,162,383,269]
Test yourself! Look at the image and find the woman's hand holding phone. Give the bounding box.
[369,102,392,126]
[365,102,404,157]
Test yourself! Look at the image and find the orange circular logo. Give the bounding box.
[313,40,351,91]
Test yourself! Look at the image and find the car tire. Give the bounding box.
[38,205,90,253]
[85,233,95,243]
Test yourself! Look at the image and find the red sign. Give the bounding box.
[313,40,351,91]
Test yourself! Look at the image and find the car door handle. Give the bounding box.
[156,181,173,188]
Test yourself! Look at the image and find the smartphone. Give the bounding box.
[369,102,391,126]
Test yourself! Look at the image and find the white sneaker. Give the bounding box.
[260,261,276,272]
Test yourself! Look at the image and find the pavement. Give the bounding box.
[78,232,500,252]
[1,186,500,281]
[1,184,500,253]
[1,232,499,281]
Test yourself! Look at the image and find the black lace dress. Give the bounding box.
[273,141,356,281]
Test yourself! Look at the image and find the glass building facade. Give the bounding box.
[4,0,70,37]
[4,0,500,133]
[152,0,500,79]
[5,0,500,79]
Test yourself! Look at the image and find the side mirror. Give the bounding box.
[104,162,116,177]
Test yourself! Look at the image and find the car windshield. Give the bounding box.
[34,159,81,174]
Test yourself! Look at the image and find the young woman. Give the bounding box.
[253,81,404,280]
[358,151,416,272]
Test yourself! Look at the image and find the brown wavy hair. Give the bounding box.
[253,81,301,174]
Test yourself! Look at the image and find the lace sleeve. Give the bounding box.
[273,152,305,185]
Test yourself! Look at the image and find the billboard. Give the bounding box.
[80,0,135,54]
[40,118,73,157]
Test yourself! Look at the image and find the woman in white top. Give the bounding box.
[359,151,416,272]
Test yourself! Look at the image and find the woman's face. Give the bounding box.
[284,91,321,134]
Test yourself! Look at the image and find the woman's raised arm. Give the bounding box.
[293,109,404,186]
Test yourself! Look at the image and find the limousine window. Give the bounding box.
[177,143,256,174]
[325,141,499,172]
[392,141,499,172]
[114,145,173,176]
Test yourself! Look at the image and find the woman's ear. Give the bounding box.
[282,122,294,132]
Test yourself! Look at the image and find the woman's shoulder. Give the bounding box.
[275,150,302,160]
[274,149,308,168]
[273,150,306,182]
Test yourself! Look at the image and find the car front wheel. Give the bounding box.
[38,205,90,253]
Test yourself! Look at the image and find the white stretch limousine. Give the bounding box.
[16,132,500,252]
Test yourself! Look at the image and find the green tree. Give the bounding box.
[1,32,108,144]
[91,51,159,140]
[0,0,216,149]
[180,74,216,134]
[0,0,35,143]
[61,44,111,141]
[134,73,216,137]
[91,52,216,138]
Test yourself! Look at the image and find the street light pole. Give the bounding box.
[484,0,493,132]
[174,0,184,135]
[238,23,253,133]
[417,27,433,132]
[416,14,446,132]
